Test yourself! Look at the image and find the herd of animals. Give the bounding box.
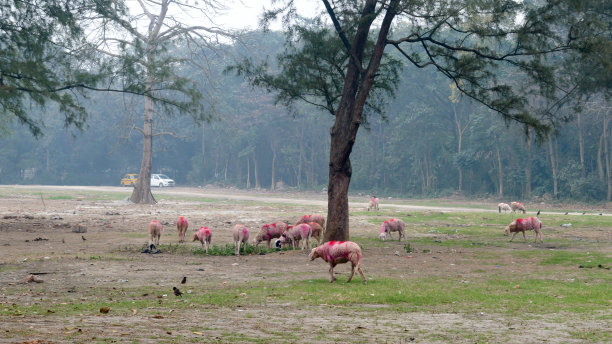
[145,197,545,284]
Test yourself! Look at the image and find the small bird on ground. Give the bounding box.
[173,286,183,297]
[582,212,586,215]
[181,276,186,284]
[536,210,540,216]
[564,212,568,215]
[82,236,86,241]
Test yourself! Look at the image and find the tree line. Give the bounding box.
[0,29,609,202]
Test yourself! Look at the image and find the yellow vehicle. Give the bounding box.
[120,173,138,186]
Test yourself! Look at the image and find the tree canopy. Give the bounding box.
[232,0,611,240]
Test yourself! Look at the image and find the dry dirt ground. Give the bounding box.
[0,186,610,344]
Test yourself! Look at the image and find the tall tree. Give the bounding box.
[234,0,609,241]
[93,0,236,203]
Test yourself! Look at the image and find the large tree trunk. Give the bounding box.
[130,88,156,204]
[324,0,397,242]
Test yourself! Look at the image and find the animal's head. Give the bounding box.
[252,234,262,246]
[192,233,199,241]
[379,232,387,241]
[309,247,320,261]
[503,226,510,236]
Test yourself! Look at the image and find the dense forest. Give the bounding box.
[0,31,610,202]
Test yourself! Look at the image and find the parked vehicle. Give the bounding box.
[151,174,175,187]
[120,173,138,187]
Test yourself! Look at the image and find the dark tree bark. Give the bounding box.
[324,0,398,241]
[131,83,156,204]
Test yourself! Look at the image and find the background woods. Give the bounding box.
[1,28,610,202]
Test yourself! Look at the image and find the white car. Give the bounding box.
[151,174,175,187]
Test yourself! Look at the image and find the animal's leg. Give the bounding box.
[522,231,527,241]
[328,264,336,283]
[357,265,367,284]
[510,232,517,242]
[347,262,355,283]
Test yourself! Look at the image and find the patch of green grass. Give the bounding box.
[47,195,74,200]
[568,329,611,342]
[146,243,291,256]
[539,251,612,267]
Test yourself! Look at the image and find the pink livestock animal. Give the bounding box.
[148,220,162,247]
[498,203,511,213]
[504,217,543,244]
[367,197,379,211]
[233,224,250,255]
[309,241,366,284]
[296,214,326,230]
[193,226,212,253]
[306,222,323,246]
[279,224,312,250]
[379,219,405,241]
[253,222,289,248]
[511,201,526,214]
[176,216,189,243]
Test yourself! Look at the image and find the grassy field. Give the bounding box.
[0,186,610,343]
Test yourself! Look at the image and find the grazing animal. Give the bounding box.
[379,219,406,241]
[306,222,323,246]
[279,223,312,250]
[309,241,367,284]
[367,197,379,211]
[148,220,162,247]
[498,203,511,213]
[504,217,543,244]
[253,222,288,248]
[173,286,183,297]
[296,214,326,231]
[193,227,212,253]
[233,224,250,255]
[176,216,189,243]
[510,202,526,214]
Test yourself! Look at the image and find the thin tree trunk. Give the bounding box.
[548,136,558,198]
[201,126,206,185]
[598,131,605,182]
[604,115,611,201]
[525,129,532,198]
[496,147,503,197]
[271,149,276,191]
[578,112,586,178]
[246,156,250,189]
[253,151,260,189]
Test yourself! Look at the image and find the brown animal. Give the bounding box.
[510,201,526,214]
[148,220,162,246]
[307,222,323,246]
[504,217,543,243]
[176,216,189,243]
[296,214,325,231]
[253,222,288,248]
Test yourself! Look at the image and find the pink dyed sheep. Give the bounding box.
[233,224,250,255]
[193,226,212,253]
[498,203,511,213]
[253,222,289,248]
[367,197,379,211]
[309,241,366,284]
[504,217,543,243]
[379,219,405,241]
[148,220,162,247]
[296,214,326,230]
[176,216,189,243]
[306,222,323,246]
[511,202,526,214]
[279,224,312,250]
